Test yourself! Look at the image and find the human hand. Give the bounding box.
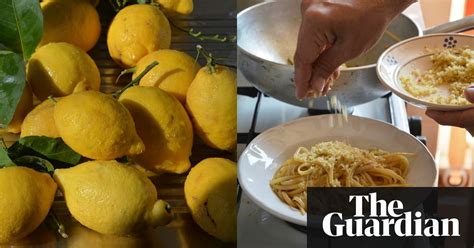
[426,87,474,136]
[294,0,415,99]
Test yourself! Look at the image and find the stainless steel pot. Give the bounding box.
[237,0,474,109]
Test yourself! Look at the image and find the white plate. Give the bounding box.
[237,115,437,226]
[377,33,474,111]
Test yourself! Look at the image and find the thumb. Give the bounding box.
[465,86,474,103]
[309,43,346,94]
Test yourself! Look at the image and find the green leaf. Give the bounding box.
[0,0,43,60]
[0,51,25,127]
[137,0,149,4]
[0,147,15,167]
[6,140,29,159]
[14,156,54,174]
[18,136,81,165]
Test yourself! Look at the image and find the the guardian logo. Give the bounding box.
[322,192,460,237]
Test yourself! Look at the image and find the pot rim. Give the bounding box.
[237,2,422,72]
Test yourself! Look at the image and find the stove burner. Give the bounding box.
[307,107,354,116]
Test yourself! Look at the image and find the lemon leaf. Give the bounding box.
[0,147,15,167]
[17,136,81,165]
[7,136,81,168]
[0,50,25,127]
[14,155,54,174]
[0,0,43,61]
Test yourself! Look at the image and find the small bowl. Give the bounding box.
[377,33,474,111]
[237,115,437,226]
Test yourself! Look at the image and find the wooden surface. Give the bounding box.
[0,0,236,247]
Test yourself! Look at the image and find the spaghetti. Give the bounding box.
[270,141,411,214]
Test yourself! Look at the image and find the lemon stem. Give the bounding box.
[196,45,216,74]
[110,0,147,11]
[49,211,68,238]
[48,96,58,104]
[0,138,6,149]
[113,61,158,98]
[170,21,236,43]
[108,0,121,12]
[115,67,137,84]
[165,203,172,214]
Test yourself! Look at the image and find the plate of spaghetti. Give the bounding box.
[238,115,437,226]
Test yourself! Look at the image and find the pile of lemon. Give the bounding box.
[1,0,236,244]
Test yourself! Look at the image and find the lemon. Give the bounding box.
[0,167,57,244]
[119,86,193,174]
[134,50,200,103]
[186,65,237,151]
[21,99,59,138]
[107,4,171,68]
[54,91,144,160]
[184,158,237,242]
[154,0,194,16]
[27,42,101,101]
[6,84,33,134]
[53,160,173,235]
[40,0,100,51]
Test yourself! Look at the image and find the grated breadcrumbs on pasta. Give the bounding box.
[270,141,412,214]
[400,47,474,105]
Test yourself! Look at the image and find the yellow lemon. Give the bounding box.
[27,42,101,101]
[0,167,57,244]
[134,50,200,103]
[184,158,237,242]
[21,99,59,138]
[186,66,237,151]
[107,4,171,68]
[154,0,194,16]
[6,84,33,134]
[119,86,193,174]
[54,91,144,160]
[40,0,100,51]
[53,160,173,235]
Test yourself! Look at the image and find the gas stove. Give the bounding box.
[234,2,474,247]
[235,3,428,247]
[236,69,427,247]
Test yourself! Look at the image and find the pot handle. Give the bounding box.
[423,15,474,35]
